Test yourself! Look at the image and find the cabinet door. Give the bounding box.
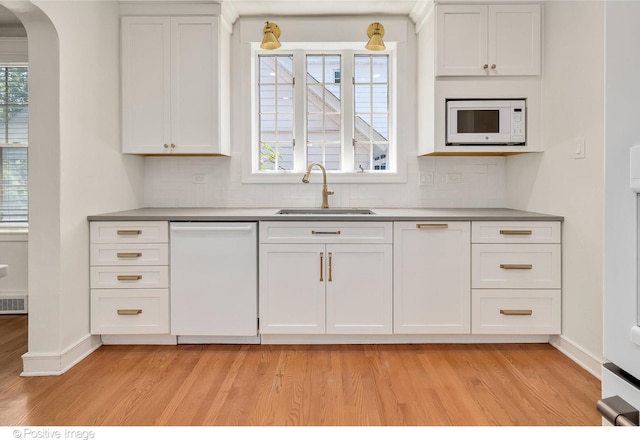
[171,17,220,154]
[259,244,326,334]
[488,5,541,76]
[121,17,171,154]
[393,222,471,334]
[436,5,488,76]
[325,244,392,334]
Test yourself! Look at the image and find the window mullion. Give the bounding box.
[342,50,354,173]
[293,50,306,172]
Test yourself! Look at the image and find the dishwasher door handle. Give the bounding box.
[170,225,255,232]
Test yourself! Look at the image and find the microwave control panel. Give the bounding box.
[511,103,526,143]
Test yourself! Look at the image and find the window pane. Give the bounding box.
[306,54,341,169]
[353,55,389,172]
[258,55,294,172]
[0,147,28,222]
[354,56,371,83]
[354,142,371,171]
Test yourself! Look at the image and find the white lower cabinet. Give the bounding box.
[259,222,393,335]
[471,221,562,335]
[471,289,561,334]
[90,289,169,335]
[89,221,170,336]
[393,221,471,334]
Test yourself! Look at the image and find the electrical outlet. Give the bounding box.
[419,172,434,186]
[446,173,462,184]
[192,174,207,184]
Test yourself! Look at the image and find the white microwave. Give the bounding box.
[446,99,526,146]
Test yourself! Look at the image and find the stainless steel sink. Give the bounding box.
[276,208,375,215]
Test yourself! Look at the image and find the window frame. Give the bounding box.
[247,42,402,184]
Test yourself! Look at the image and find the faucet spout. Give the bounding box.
[302,162,334,208]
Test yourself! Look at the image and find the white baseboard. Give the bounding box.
[21,334,102,377]
[549,334,604,380]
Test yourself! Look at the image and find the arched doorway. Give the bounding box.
[0,1,63,374]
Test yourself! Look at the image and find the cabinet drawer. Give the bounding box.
[259,222,392,244]
[472,221,561,244]
[90,221,168,244]
[90,266,169,289]
[472,244,561,289]
[91,289,169,334]
[90,243,169,266]
[472,289,560,334]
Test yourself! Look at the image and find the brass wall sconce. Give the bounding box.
[261,21,281,50]
[365,22,386,51]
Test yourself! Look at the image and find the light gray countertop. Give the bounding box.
[87,207,564,222]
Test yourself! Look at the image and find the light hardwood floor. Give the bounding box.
[0,315,601,426]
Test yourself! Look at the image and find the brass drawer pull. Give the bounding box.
[328,252,333,282]
[117,275,142,281]
[500,309,533,316]
[320,252,324,282]
[500,264,533,270]
[500,230,533,236]
[117,230,142,236]
[116,252,142,259]
[312,230,341,235]
[416,224,449,229]
[117,309,142,316]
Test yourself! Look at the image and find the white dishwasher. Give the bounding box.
[170,222,258,343]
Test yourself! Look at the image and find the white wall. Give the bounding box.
[2,0,145,375]
[0,232,27,302]
[143,16,507,209]
[506,1,605,372]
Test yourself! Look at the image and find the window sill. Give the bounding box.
[242,171,407,185]
[0,227,28,242]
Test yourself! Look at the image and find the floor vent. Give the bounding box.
[0,296,28,314]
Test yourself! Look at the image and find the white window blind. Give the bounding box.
[0,66,28,224]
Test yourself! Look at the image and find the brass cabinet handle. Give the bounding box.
[164,144,169,149]
[416,224,448,229]
[491,64,497,69]
[117,275,142,281]
[117,309,142,316]
[117,230,142,236]
[500,230,533,236]
[171,143,176,149]
[312,230,341,235]
[328,252,333,282]
[500,309,533,316]
[500,264,533,270]
[483,64,489,69]
[116,252,142,259]
[319,252,324,282]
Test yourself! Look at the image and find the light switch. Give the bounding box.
[574,138,585,159]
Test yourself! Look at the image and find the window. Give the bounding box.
[0,66,28,224]
[255,48,394,177]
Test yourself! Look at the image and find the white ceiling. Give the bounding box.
[0,4,21,27]
[0,1,430,30]
[224,0,424,17]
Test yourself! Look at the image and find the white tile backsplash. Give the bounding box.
[143,155,507,208]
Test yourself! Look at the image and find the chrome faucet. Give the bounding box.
[302,162,334,208]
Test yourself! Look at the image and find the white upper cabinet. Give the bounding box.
[121,16,229,155]
[436,4,541,76]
